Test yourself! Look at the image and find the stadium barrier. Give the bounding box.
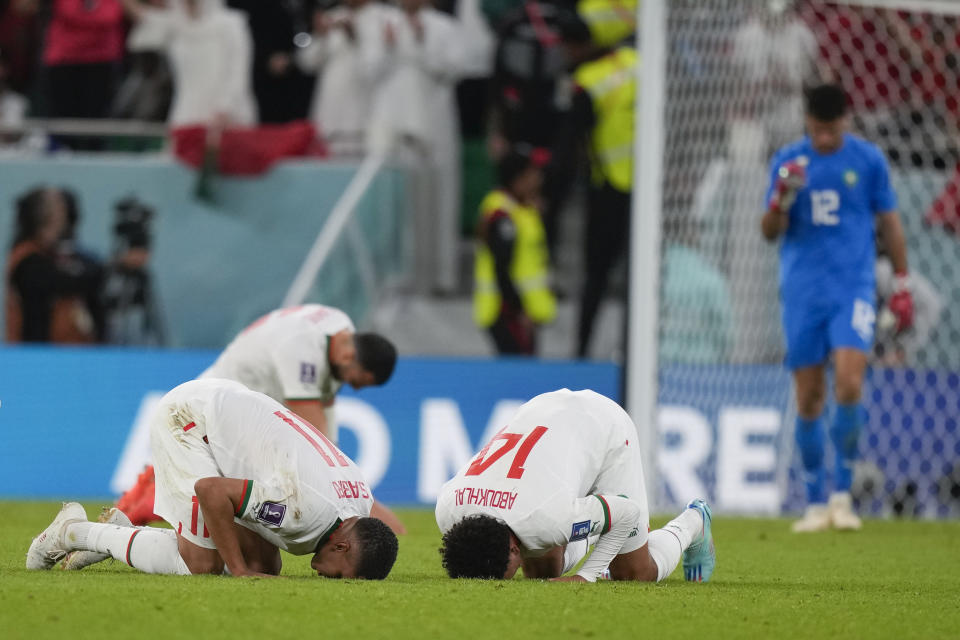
[0,347,956,517]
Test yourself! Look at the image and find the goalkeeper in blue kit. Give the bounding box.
[761,84,914,532]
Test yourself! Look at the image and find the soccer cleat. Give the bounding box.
[828,492,862,531]
[26,502,87,570]
[791,504,831,533]
[682,499,715,583]
[61,507,134,570]
[117,466,161,526]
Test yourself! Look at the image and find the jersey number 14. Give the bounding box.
[465,426,548,479]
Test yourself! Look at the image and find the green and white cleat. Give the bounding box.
[26,502,87,570]
[682,499,715,583]
[61,507,133,570]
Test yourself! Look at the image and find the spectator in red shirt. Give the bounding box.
[0,0,42,95]
[41,0,126,147]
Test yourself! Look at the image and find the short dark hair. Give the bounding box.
[556,12,592,46]
[439,515,512,579]
[805,83,848,122]
[497,151,536,191]
[354,333,397,385]
[352,517,398,580]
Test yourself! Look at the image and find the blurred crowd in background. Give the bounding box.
[2,0,959,364]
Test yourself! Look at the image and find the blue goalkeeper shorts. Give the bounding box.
[782,290,876,370]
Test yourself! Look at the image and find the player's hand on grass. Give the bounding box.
[889,272,914,332]
[232,569,279,579]
[549,575,588,583]
[769,160,806,214]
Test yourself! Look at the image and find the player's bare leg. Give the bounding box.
[176,533,225,574]
[604,499,713,583]
[828,348,868,530]
[370,499,407,535]
[607,545,659,581]
[792,363,831,532]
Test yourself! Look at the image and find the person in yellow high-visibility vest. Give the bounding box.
[576,0,637,48]
[473,151,557,355]
[554,15,635,358]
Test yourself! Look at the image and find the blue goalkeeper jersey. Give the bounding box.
[765,133,897,303]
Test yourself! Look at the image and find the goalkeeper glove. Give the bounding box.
[768,160,806,214]
[888,272,914,333]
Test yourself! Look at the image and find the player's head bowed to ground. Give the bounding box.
[440,514,518,579]
[312,516,399,580]
[435,389,715,583]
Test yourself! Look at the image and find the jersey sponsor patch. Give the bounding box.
[570,520,591,541]
[300,362,317,384]
[256,501,287,526]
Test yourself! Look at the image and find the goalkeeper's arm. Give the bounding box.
[761,160,806,241]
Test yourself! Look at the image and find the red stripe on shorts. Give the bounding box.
[183,422,196,432]
[190,496,199,536]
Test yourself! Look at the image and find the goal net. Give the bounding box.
[651,0,960,518]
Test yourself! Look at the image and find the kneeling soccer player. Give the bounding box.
[436,388,714,582]
[27,379,398,579]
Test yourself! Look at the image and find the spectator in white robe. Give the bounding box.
[365,0,467,295]
[295,0,397,157]
[122,0,257,127]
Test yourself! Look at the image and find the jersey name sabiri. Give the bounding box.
[331,480,369,500]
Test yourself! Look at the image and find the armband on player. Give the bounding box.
[888,272,914,333]
[767,160,806,214]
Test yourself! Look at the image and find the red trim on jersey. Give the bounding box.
[125,530,140,566]
[182,422,196,432]
[596,495,612,534]
[177,522,182,534]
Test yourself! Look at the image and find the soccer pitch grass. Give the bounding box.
[2,502,959,640]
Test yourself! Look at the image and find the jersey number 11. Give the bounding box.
[465,426,548,479]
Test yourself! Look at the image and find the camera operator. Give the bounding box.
[5,187,101,343]
[101,197,164,345]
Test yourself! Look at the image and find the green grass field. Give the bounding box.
[2,502,959,639]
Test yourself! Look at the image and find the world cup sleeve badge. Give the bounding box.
[256,502,287,526]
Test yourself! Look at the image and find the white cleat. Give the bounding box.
[791,504,831,533]
[828,492,863,531]
[26,502,88,570]
[61,507,133,570]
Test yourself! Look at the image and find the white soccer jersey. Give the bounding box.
[200,305,355,404]
[435,389,650,580]
[150,379,372,555]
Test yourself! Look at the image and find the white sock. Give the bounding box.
[66,522,190,575]
[646,507,704,582]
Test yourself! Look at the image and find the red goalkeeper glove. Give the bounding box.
[888,272,914,333]
[768,160,806,214]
